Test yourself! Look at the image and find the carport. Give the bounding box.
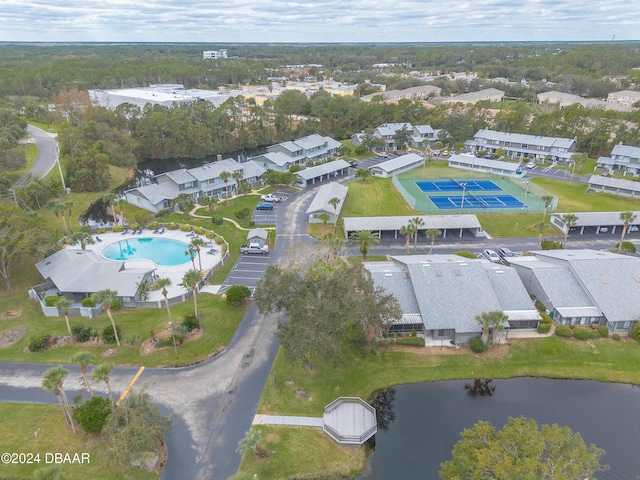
[343,214,484,240]
[295,160,351,188]
[550,211,640,235]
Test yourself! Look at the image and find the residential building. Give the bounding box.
[352,123,440,150]
[125,158,266,213]
[442,88,504,105]
[464,129,577,163]
[89,84,233,110]
[607,90,640,107]
[537,91,633,112]
[586,175,640,198]
[596,143,640,174]
[364,254,540,343]
[252,134,342,172]
[359,85,441,103]
[509,249,640,332]
[203,49,228,59]
[306,182,348,223]
[448,153,523,177]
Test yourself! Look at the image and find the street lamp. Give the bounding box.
[459,182,467,215]
[168,321,178,358]
[522,181,530,211]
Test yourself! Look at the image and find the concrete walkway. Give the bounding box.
[253,414,323,427]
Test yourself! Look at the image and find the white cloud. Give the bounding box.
[0,0,637,42]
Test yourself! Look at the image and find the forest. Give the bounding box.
[2,41,640,196]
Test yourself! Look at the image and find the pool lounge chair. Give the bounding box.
[95,236,103,243]
[121,228,129,235]
[206,249,217,255]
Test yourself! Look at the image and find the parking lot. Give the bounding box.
[250,189,294,224]
[221,254,271,293]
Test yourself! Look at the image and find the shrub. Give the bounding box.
[193,227,205,235]
[73,396,111,435]
[96,227,106,234]
[205,231,216,239]
[181,314,200,333]
[81,297,95,307]
[28,335,50,352]
[588,330,600,339]
[179,224,193,232]
[130,223,140,231]
[156,333,185,348]
[573,327,589,340]
[147,222,159,230]
[166,222,178,230]
[541,239,564,250]
[101,325,122,344]
[211,216,224,225]
[534,299,545,312]
[469,337,485,353]
[537,322,552,334]
[354,145,366,155]
[44,295,59,307]
[540,313,553,324]
[455,250,478,259]
[71,324,97,343]
[112,225,124,232]
[596,325,609,338]
[226,285,252,305]
[555,324,572,337]
[248,220,256,227]
[396,336,425,347]
[110,300,121,310]
[612,333,621,341]
[214,235,224,245]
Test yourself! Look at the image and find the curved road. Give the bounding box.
[14,125,59,186]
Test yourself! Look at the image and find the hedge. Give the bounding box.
[573,327,589,340]
[555,324,572,337]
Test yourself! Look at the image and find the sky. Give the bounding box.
[0,0,638,43]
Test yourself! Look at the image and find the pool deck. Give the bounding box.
[68,230,224,302]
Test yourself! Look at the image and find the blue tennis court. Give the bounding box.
[416,179,503,193]
[429,194,526,210]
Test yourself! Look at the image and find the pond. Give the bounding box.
[361,378,640,479]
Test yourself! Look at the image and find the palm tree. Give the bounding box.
[190,238,207,271]
[618,211,638,253]
[475,310,509,347]
[62,201,74,234]
[180,269,202,317]
[534,221,546,247]
[55,297,74,344]
[317,212,331,231]
[154,278,173,324]
[349,230,380,260]
[70,229,95,250]
[399,224,412,254]
[103,193,118,225]
[328,196,341,234]
[71,351,94,397]
[561,213,579,246]
[219,171,231,199]
[409,217,425,253]
[115,198,126,225]
[355,168,372,182]
[185,245,197,270]
[322,233,344,263]
[46,200,67,235]
[231,170,243,198]
[541,195,554,222]
[236,428,265,458]
[91,289,121,347]
[91,363,114,410]
[42,367,76,433]
[425,228,442,254]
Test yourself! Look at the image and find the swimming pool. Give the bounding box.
[102,238,192,266]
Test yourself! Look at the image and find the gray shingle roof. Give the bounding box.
[449,154,520,172]
[550,210,640,227]
[472,129,576,150]
[296,160,351,180]
[343,215,481,233]
[306,182,348,216]
[373,153,423,173]
[129,183,178,205]
[587,175,640,193]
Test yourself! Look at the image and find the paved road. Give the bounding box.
[14,125,59,186]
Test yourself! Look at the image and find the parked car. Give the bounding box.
[498,247,514,260]
[378,152,389,158]
[483,249,501,263]
[628,225,638,232]
[261,194,282,203]
[255,202,274,211]
[240,243,270,255]
[526,161,536,169]
[599,227,609,233]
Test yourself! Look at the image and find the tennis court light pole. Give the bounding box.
[459,183,467,215]
[522,181,530,211]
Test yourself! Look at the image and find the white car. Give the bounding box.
[483,249,502,263]
[526,161,536,169]
[378,152,389,158]
[628,225,638,232]
[261,194,281,203]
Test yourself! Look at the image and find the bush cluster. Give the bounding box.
[166,222,178,230]
[573,327,589,340]
[612,333,621,341]
[71,324,98,343]
[211,216,224,225]
[537,322,552,334]
[596,325,609,338]
[81,297,95,307]
[101,325,122,344]
[179,224,193,232]
[534,299,545,312]
[110,300,121,310]
[226,285,252,305]
[469,337,485,353]
[588,330,600,339]
[555,324,572,337]
[181,314,200,333]
[72,396,112,435]
[44,296,59,307]
[28,335,50,352]
[156,333,185,348]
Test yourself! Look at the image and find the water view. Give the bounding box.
[362,378,640,480]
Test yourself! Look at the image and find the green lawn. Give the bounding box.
[342,177,417,217]
[0,403,156,480]
[235,335,640,479]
